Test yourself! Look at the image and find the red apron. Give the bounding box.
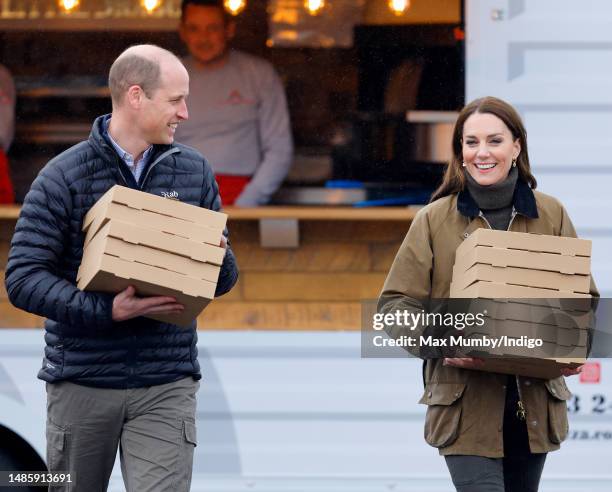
[0,150,14,204]
[215,174,251,206]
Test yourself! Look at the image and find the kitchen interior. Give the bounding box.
[0,0,464,330]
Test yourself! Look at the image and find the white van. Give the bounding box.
[1,329,611,491]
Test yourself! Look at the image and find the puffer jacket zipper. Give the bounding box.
[139,148,180,190]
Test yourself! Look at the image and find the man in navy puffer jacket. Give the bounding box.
[5,45,238,491]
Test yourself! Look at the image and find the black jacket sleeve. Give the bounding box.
[200,159,239,297]
[4,165,115,329]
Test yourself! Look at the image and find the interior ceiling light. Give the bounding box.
[305,0,325,16]
[142,0,162,14]
[388,0,410,16]
[224,0,247,15]
[58,0,79,12]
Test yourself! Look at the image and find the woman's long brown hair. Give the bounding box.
[430,96,537,202]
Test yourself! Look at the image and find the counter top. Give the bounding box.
[0,206,20,220]
[223,206,419,221]
[0,205,420,222]
[0,205,414,330]
[405,110,459,124]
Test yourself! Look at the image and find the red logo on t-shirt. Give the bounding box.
[223,90,255,106]
[0,88,10,105]
[580,362,601,383]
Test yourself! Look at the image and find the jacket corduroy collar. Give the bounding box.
[457,178,538,219]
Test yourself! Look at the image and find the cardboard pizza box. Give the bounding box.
[452,263,590,294]
[457,228,591,258]
[454,245,591,276]
[77,252,215,327]
[83,185,226,246]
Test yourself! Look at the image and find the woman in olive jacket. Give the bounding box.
[377,97,598,492]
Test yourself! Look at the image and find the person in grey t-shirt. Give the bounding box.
[177,0,293,207]
[0,64,15,153]
[0,63,15,203]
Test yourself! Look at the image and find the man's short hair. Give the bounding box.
[181,0,231,23]
[108,54,160,105]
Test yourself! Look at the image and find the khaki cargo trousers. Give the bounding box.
[45,377,199,492]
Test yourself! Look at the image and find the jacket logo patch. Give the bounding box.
[161,190,179,200]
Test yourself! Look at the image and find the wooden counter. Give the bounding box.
[223,206,419,221]
[0,205,418,221]
[0,206,20,220]
[0,206,417,330]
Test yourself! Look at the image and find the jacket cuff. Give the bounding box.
[94,292,116,330]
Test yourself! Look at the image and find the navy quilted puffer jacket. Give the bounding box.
[5,115,239,388]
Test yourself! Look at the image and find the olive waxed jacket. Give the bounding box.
[378,180,599,458]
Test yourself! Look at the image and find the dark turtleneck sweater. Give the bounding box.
[465,166,518,231]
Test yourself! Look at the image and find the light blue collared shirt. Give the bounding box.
[105,118,153,184]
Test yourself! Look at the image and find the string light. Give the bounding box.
[305,0,325,16]
[388,0,410,16]
[58,0,79,12]
[141,0,162,14]
[223,0,246,15]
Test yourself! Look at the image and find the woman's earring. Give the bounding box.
[462,161,467,167]
[512,159,517,168]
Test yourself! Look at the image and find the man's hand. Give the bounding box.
[112,285,184,322]
[443,357,486,369]
[560,365,583,377]
[220,235,227,249]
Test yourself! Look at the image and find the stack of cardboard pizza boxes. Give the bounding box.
[77,185,226,327]
[450,228,593,379]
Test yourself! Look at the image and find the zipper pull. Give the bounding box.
[516,400,526,421]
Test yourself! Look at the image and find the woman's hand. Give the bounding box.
[560,365,583,377]
[443,357,486,369]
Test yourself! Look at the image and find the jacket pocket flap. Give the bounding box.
[419,382,466,405]
[183,420,197,446]
[545,378,572,401]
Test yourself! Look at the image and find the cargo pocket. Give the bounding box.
[175,420,197,491]
[419,382,466,448]
[183,420,197,448]
[545,378,572,444]
[46,421,68,473]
